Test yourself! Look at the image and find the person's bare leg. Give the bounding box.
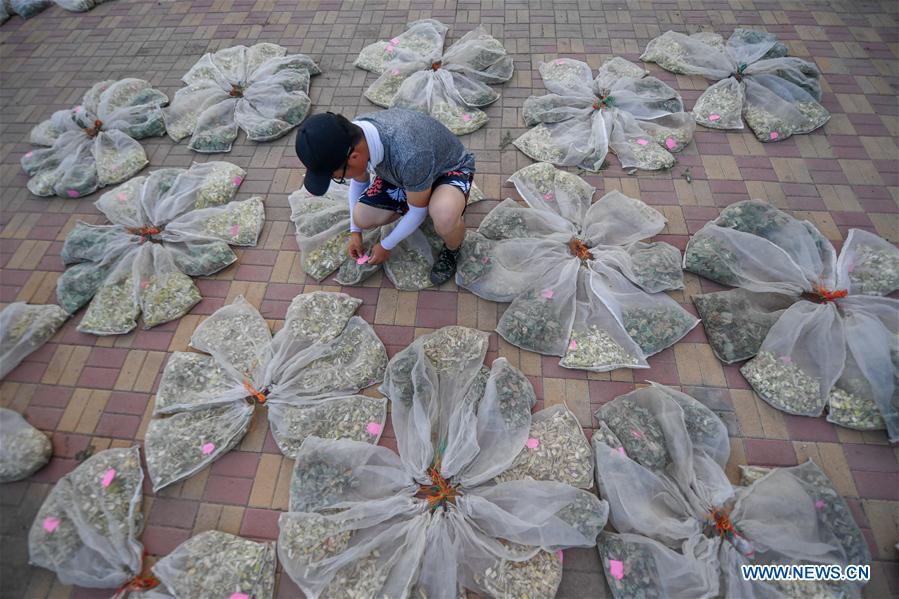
[428,184,467,284]
[353,202,401,229]
[428,184,466,250]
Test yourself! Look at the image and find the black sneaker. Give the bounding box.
[429,245,459,285]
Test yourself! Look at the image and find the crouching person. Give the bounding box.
[295,108,475,285]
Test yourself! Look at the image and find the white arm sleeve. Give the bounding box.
[379,204,429,250]
[347,178,368,233]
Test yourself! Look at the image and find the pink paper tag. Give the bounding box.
[101,468,117,487]
[229,224,241,237]
[391,68,401,76]
[631,429,643,439]
[481,256,490,264]
[201,442,216,455]
[770,131,779,140]
[385,44,394,54]
[232,176,243,186]
[665,137,677,150]
[556,550,564,563]
[568,339,578,351]
[543,192,554,201]
[24,151,33,158]
[366,422,382,435]
[230,594,249,599]
[526,437,540,449]
[462,114,472,122]
[391,37,399,44]
[117,192,127,202]
[609,559,625,580]
[636,138,649,146]
[74,105,82,113]
[356,254,371,265]
[617,446,626,456]
[67,189,80,198]
[140,280,150,290]
[541,289,554,299]
[815,499,825,510]
[779,355,793,365]
[554,59,564,65]
[708,114,721,122]
[43,517,60,533]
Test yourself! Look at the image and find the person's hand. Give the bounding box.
[347,232,364,260]
[368,243,390,265]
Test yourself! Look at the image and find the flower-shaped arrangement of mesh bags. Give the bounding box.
[147,531,276,599]
[28,447,146,589]
[514,57,695,172]
[355,19,513,135]
[592,384,871,598]
[277,326,607,599]
[0,302,68,379]
[56,161,264,336]
[684,200,899,441]
[162,43,320,153]
[145,292,388,491]
[2,0,113,19]
[289,181,484,289]
[456,163,697,371]
[641,29,829,142]
[21,78,168,198]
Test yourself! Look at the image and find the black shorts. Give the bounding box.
[357,169,474,215]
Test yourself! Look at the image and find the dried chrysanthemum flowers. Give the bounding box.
[515,57,694,171]
[21,78,167,198]
[356,19,512,135]
[145,292,388,491]
[278,326,608,599]
[685,200,899,440]
[457,162,696,371]
[0,303,68,379]
[595,384,870,599]
[642,29,829,141]
[163,43,320,153]
[56,162,265,336]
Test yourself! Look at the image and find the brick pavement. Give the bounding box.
[0,0,897,597]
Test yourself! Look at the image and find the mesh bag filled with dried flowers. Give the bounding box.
[515,57,695,171]
[356,19,513,135]
[457,162,697,372]
[684,200,899,441]
[641,29,829,142]
[278,326,608,599]
[144,292,388,491]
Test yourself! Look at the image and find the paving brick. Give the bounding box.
[240,507,281,540]
[862,500,899,559]
[93,413,141,439]
[843,444,899,473]
[744,439,798,467]
[142,525,191,556]
[204,475,253,505]
[149,498,200,530]
[248,453,281,508]
[853,472,899,501]
[210,451,261,479]
[784,414,840,442]
[104,391,150,415]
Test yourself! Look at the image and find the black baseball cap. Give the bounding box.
[295,112,358,196]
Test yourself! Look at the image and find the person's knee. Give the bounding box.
[430,209,463,236]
